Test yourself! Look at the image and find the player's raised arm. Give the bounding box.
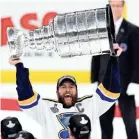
[95,44,123,116]
[9,58,39,108]
[9,58,48,127]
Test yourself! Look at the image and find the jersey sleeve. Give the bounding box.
[15,63,48,128]
[95,56,121,117]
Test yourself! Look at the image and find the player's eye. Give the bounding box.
[70,85,75,88]
[61,86,66,88]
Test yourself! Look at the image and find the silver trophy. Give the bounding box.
[7,4,115,59]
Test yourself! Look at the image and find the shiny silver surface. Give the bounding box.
[7,5,115,58]
[54,8,110,57]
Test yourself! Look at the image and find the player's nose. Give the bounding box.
[66,88,70,92]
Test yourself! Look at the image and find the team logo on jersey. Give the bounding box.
[57,112,77,139]
[120,43,128,52]
[75,103,84,113]
[50,104,59,113]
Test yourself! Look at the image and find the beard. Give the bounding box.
[58,93,77,108]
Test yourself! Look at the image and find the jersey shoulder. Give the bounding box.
[77,95,93,102]
[42,98,59,103]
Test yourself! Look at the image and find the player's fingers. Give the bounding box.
[113,43,123,56]
[116,48,123,56]
[113,43,119,49]
[9,57,21,65]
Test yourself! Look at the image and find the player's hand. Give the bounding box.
[113,43,123,56]
[9,57,21,65]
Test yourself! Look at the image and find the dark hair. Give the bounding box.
[1,117,22,138]
[69,114,91,139]
[14,130,35,139]
[71,130,90,139]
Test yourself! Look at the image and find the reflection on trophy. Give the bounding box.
[7,4,115,59]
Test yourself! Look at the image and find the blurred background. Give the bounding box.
[0,0,139,138]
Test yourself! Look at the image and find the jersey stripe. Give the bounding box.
[18,94,40,109]
[96,83,120,102]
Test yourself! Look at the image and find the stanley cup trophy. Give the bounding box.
[7,4,115,59]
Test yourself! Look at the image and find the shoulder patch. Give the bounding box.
[77,95,93,102]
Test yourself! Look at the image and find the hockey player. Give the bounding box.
[1,116,22,139]
[9,44,122,139]
[14,131,36,139]
[68,114,91,139]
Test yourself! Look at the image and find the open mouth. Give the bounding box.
[64,94,72,101]
[64,94,71,97]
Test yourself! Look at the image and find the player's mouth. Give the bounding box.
[64,94,72,102]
